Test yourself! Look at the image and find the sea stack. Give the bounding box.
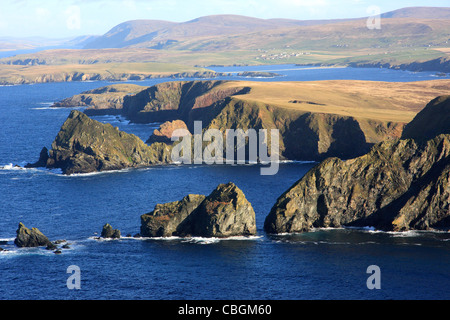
[141,182,257,238]
[14,222,52,247]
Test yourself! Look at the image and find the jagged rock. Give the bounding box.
[101,224,121,239]
[141,182,257,238]
[401,95,450,141]
[25,147,49,168]
[140,194,206,237]
[14,222,51,247]
[264,134,450,233]
[45,110,173,174]
[185,182,257,237]
[146,120,191,144]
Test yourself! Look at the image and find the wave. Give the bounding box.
[63,168,132,177]
[0,163,62,175]
[0,163,26,171]
[92,234,263,244]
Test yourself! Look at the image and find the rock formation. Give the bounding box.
[51,84,145,116]
[146,120,191,144]
[264,134,450,233]
[140,194,206,237]
[44,110,173,174]
[14,222,51,247]
[100,224,121,239]
[25,147,49,168]
[141,182,257,237]
[401,95,450,141]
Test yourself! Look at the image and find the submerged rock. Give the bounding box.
[14,222,51,247]
[264,134,450,233]
[45,110,173,174]
[140,182,257,238]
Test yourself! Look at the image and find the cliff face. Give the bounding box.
[119,80,410,161]
[401,95,450,141]
[201,98,402,161]
[140,182,257,238]
[52,84,145,116]
[122,80,249,124]
[46,110,173,174]
[48,80,439,164]
[264,134,450,233]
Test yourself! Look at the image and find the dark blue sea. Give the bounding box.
[0,65,449,300]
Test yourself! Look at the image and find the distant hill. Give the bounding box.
[84,20,176,49]
[84,15,302,49]
[83,7,450,50]
[381,6,450,19]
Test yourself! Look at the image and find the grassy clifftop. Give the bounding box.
[120,79,450,160]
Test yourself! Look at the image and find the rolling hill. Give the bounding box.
[83,7,450,50]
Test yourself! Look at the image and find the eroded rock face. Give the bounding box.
[140,182,257,238]
[14,222,51,247]
[401,95,450,141]
[51,84,145,116]
[146,120,191,145]
[140,194,206,237]
[264,134,450,233]
[45,110,173,174]
[101,224,121,239]
[186,182,257,237]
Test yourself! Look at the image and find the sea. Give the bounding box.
[0,64,449,300]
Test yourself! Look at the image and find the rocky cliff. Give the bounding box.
[45,110,173,174]
[264,134,450,233]
[146,120,191,144]
[48,80,446,164]
[52,84,145,115]
[120,80,414,161]
[122,80,249,125]
[401,95,450,141]
[141,182,257,238]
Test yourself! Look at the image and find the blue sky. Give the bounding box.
[1,0,449,38]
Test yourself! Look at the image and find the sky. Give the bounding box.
[0,0,449,39]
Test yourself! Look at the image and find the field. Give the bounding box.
[220,79,450,122]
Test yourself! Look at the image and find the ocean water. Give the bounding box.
[0,65,449,300]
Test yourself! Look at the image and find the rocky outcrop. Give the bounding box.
[140,194,206,237]
[122,80,249,124]
[185,182,257,237]
[401,95,450,141]
[14,222,51,247]
[347,56,450,74]
[237,71,281,77]
[121,80,407,161]
[146,120,191,144]
[264,134,450,233]
[140,182,257,237]
[25,147,49,168]
[44,110,173,174]
[52,84,145,116]
[100,224,121,239]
